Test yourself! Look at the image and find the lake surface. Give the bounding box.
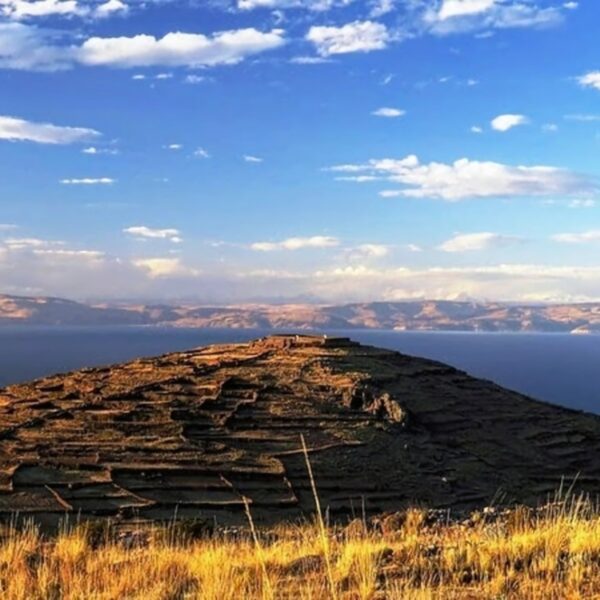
[0,327,598,415]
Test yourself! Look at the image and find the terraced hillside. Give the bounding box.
[0,334,599,529]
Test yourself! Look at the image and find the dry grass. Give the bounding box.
[0,495,599,599]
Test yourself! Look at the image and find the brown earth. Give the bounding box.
[0,334,599,529]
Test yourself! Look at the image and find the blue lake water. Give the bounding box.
[0,327,598,415]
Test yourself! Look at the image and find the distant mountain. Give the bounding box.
[0,295,147,326]
[2,293,600,333]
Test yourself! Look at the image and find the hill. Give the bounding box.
[0,334,598,529]
[3,294,600,332]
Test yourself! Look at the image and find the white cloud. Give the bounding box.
[60,177,115,185]
[0,115,99,144]
[166,143,183,150]
[553,230,600,244]
[426,1,564,34]
[124,225,182,243]
[568,199,596,209]
[330,155,592,201]
[577,71,600,92]
[251,235,340,251]
[0,0,128,20]
[194,147,210,158]
[369,0,395,17]
[438,0,497,21]
[132,257,197,278]
[3,237,64,250]
[470,125,483,133]
[438,232,521,252]
[184,74,207,84]
[237,0,354,10]
[372,107,405,118]
[244,154,263,163]
[82,146,118,155]
[1,0,83,19]
[0,224,17,231]
[95,0,128,18]
[77,28,286,68]
[542,123,558,133]
[335,175,380,182]
[307,263,600,303]
[0,23,72,71]
[5,242,600,302]
[307,21,390,56]
[565,114,600,122]
[355,243,389,257]
[289,55,332,64]
[491,113,529,131]
[0,24,286,71]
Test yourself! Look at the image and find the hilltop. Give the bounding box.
[0,334,599,529]
[2,293,600,332]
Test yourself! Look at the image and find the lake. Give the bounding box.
[0,327,598,414]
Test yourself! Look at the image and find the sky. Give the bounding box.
[0,0,599,303]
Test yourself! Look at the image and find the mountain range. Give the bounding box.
[2,294,600,333]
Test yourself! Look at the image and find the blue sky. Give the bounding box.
[0,0,599,303]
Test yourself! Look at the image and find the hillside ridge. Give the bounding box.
[0,334,599,528]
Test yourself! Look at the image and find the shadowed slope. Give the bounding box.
[0,334,599,528]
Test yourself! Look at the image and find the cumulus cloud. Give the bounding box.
[329,155,590,201]
[426,0,564,35]
[244,154,263,163]
[1,0,83,19]
[438,0,497,20]
[491,113,529,131]
[372,107,405,118]
[82,146,118,155]
[552,230,600,244]
[307,21,390,56]
[577,71,600,91]
[250,236,340,251]
[237,0,356,10]
[308,263,600,303]
[94,0,127,18]
[184,74,207,84]
[132,257,197,278]
[568,199,596,208]
[438,232,522,252]
[77,28,286,68]
[0,0,128,20]
[289,55,332,64]
[354,243,389,258]
[0,115,100,144]
[0,24,286,71]
[3,237,65,250]
[4,238,600,302]
[565,114,600,122]
[124,225,182,243]
[60,177,115,184]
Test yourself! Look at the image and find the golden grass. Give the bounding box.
[0,495,598,599]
